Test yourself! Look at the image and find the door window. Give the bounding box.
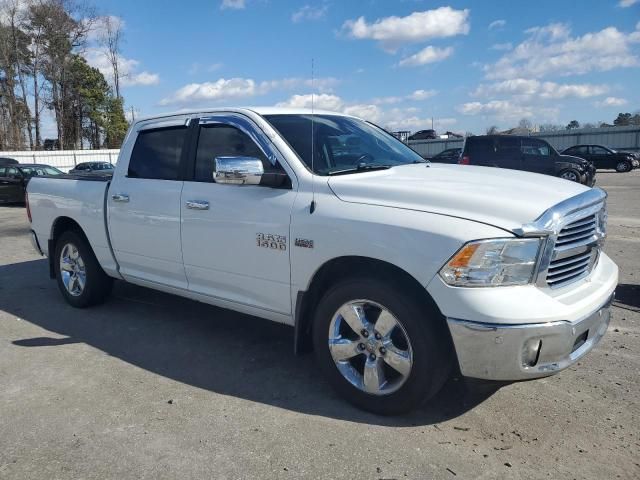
[194,124,279,182]
[521,139,551,157]
[128,127,187,180]
[496,137,521,156]
[591,146,609,155]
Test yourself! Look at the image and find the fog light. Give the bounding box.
[522,339,542,367]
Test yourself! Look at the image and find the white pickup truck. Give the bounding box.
[26,108,618,414]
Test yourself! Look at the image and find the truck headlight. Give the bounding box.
[439,238,542,287]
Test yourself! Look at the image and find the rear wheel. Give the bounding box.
[559,169,580,182]
[54,230,113,308]
[312,277,450,415]
[616,160,631,173]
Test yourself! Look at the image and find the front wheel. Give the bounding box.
[54,230,113,308]
[616,161,631,173]
[559,169,581,182]
[312,277,450,415]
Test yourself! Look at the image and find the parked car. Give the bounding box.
[562,144,639,172]
[429,148,461,164]
[0,157,19,166]
[69,162,115,175]
[0,163,63,203]
[408,129,437,140]
[460,135,596,186]
[26,108,617,415]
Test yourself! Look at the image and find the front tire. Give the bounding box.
[312,277,450,415]
[54,230,113,308]
[616,161,631,173]
[559,169,581,183]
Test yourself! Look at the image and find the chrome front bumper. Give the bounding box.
[447,294,613,381]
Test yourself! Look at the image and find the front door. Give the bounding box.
[108,119,190,289]
[180,115,297,315]
[521,138,554,175]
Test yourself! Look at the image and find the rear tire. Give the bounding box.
[312,277,450,415]
[616,161,631,173]
[54,230,113,308]
[559,169,580,183]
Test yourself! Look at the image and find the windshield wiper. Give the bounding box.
[327,163,393,176]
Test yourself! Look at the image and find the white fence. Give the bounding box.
[1,149,120,172]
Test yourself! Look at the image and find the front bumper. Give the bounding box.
[447,294,613,380]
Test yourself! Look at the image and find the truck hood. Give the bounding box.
[328,163,589,233]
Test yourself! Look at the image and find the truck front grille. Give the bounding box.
[545,213,600,288]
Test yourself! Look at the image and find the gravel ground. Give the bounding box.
[0,170,638,480]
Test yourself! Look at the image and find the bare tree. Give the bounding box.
[98,15,123,100]
[486,125,499,135]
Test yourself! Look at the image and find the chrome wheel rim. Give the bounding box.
[617,161,628,172]
[59,243,86,297]
[561,171,578,182]
[328,300,413,396]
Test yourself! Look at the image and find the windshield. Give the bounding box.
[20,166,63,176]
[264,114,425,175]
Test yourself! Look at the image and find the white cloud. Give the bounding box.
[488,19,506,30]
[276,94,344,111]
[398,46,453,67]
[160,78,256,105]
[292,5,328,23]
[491,42,512,51]
[373,89,437,104]
[220,0,245,10]
[85,47,160,88]
[342,7,469,51]
[343,104,382,123]
[595,96,628,107]
[160,76,339,106]
[86,15,125,42]
[472,79,609,99]
[485,23,640,80]
[619,0,639,7]
[457,100,559,121]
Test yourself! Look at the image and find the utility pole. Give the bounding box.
[130,106,135,122]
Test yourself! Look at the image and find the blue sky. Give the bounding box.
[87,0,640,134]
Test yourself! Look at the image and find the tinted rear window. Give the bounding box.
[128,127,187,180]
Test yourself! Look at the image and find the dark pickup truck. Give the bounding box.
[460,135,596,186]
[562,144,639,172]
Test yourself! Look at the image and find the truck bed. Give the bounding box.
[27,176,119,277]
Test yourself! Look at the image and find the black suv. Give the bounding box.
[562,144,638,172]
[460,135,596,186]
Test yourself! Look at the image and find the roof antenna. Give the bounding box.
[310,58,316,214]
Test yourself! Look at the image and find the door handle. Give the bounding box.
[185,200,209,210]
[111,193,130,202]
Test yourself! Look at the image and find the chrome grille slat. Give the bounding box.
[547,259,591,278]
[557,222,596,238]
[546,251,591,269]
[544,210,603,288]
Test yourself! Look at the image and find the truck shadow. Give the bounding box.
[1,259,501,426]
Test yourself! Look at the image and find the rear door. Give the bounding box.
[494,137,522,170]
[180,114,297,315]
[0,166,24,202]
[521,138,554,175]
[108,118,190,289]
[590,146,614,169]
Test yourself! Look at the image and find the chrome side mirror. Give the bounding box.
[214,156,264,185]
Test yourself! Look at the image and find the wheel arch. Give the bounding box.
[48,216,91,279]
[293,255,453,356]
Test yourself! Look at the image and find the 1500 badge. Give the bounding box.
[256,233,287,251]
